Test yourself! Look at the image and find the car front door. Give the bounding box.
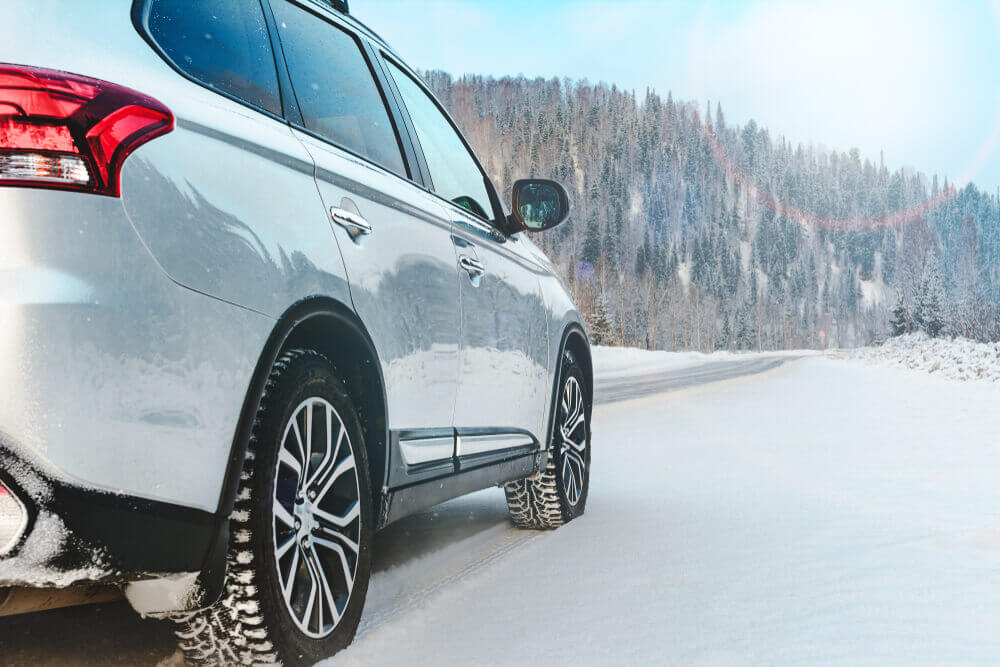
[270,1,460,472]
[382,58,550,459]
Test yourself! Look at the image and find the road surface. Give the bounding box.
[4,353,1000,665]
[595,355,794,403]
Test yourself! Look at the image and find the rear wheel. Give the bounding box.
[173,349,373,666]
[505,351,590,529]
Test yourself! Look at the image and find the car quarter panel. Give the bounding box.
[0,189,274,513]
[117,79,353,320]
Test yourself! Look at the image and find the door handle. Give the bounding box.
[458,255,485,277]
[331,207,373,238]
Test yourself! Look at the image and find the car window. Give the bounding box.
[271,2,406,177]
[386,61,494,222]
[144,0,281,115]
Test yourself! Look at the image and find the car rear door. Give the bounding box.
[268,1,460,470]
[380,57,551,458]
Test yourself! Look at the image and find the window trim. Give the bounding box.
[264,0,414,182]
[131,0,287,122]
[379,52,508,232]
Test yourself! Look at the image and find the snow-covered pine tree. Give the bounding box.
[889,293,911,337]
[588,297,614,345]
[913,254,946,338]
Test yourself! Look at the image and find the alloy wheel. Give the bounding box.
[272,397,362,639]
[559,376,587,506]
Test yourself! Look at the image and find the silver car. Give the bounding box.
[0,0,592,663]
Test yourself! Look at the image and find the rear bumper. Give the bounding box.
[0,445,214,587]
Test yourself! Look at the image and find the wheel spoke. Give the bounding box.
[314,501,360,531]
[311,426,345,492]
[316,526,360,555]
[300,562,317,632]
[312,537,355,594]
[305,400,315,465]
[314,452,355,504]
[306,545,341,626]
[565,410,585,439]
[276,534,296,559]
[282,546,299,604]
[291,418,306,467]
[279,445,302,478]
[274,501,295,528]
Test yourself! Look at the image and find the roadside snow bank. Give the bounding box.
[853,333,1000,382]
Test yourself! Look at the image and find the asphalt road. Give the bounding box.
[0,355,792,666]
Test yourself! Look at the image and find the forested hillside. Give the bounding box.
[425,72,1000,350]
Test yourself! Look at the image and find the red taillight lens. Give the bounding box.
[0,64,173,196]
[0,478,28,556]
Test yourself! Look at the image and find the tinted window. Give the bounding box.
[386,62,493,221]
[272,2,406,177]
[145,0,281,114]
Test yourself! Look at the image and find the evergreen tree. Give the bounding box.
[889,293,911,337]
[589,297,615,345]
[913,255,946,337]
[581,211,601,265]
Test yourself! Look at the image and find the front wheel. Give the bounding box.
[173,349,374,666]
[505,351,590,529]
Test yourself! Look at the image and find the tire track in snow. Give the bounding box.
[355,526,545,639]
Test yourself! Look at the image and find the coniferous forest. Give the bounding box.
[425,72,1000,350]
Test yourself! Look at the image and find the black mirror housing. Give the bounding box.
[508,179,572,233]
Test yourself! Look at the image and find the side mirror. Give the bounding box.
[509,179,572,233]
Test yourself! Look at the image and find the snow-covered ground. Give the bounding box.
[8,350,1000,665]
[852,333,1000,383]
[330,354,1000,666]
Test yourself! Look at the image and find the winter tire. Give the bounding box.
[505,350,590,529]
[173,349,374,666]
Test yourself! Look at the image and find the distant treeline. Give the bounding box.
[425,71,1000,349]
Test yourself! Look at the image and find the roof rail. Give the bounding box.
[324,0,349,13]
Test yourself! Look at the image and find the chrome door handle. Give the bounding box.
[331,207,373,238]
[458,255,485,277]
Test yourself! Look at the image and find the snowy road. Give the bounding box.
[595,354,796,403]
[4,354,1000,665]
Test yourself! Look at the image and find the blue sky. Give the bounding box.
[353,0,1000,193]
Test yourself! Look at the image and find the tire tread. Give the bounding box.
[171,349,321,666]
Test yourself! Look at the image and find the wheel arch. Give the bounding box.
[547,323,593,446]
[198,296,388,609]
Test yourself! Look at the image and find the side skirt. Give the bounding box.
[379,451,540,529]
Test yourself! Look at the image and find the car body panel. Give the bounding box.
[450,210,551,444]
[0,188,272,513]
[296,129,462,434]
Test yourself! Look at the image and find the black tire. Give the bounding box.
[173,349,374,666]
[505,350,590,529]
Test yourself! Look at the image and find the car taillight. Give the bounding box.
[0,64,173,196]
[0,479,28,556]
